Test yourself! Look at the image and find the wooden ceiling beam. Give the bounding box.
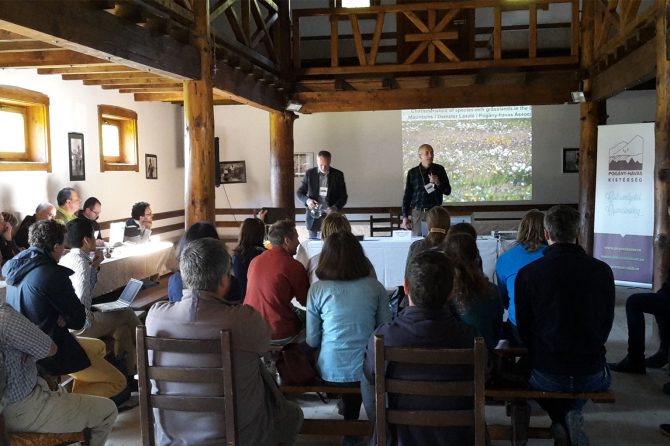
[101,82,183,89]
[0,29,30,41]
[295,82,577,113]
[118,86,183,93]
[212,60,286,113]
[133,92,185,101]
[0,1,199,79]
[0,40,59,52]
[591,36,656,102]
[37,64,138,75]
[61,71,169,81]
[0,49,105,67]
[83,77,176,85]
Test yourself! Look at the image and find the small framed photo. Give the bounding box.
[294,152,314,177]
[563,148,580,173]
[220,160,246,184]
[145,154,158,179]
[68,132,85,181]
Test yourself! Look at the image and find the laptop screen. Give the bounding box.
[109,222,126,247]
[119,278,143,304]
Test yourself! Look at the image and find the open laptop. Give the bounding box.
[92,278,143,312]
[108,221,126,247]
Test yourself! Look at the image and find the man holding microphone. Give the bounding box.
[401,144,451,236]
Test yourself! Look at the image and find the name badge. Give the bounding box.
[424,183,435,194]
[319,186,328,197]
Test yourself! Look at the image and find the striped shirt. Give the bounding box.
[0,304,52,405]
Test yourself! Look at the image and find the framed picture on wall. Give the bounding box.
[563,148,579,173]
[146,154,158,179]
[294,152,314,177]
[220,160,246,184]
[68,132,85,181]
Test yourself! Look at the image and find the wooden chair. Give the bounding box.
[369,212,401,237]
[136,326,238,446]
[374,336,487,446]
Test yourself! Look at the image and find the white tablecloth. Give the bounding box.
[297,236,500,287]
[94,241,174,297]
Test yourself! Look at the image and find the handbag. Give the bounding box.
[276,343,319,386]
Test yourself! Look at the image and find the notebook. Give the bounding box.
[92,278,143,312]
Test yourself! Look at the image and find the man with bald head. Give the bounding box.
[401,144,451,236]
[14,203,56,249]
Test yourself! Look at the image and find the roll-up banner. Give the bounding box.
[593,123,655,288]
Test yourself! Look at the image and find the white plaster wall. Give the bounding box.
[0,69,183,222]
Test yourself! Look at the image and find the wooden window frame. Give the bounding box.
[0,85,51,172]
[98,104,139,172]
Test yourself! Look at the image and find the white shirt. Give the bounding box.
[59,248,98,332]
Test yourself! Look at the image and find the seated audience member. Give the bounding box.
[405,206,450,269]
[516,205,614,446]
[14,202,56,249]
[231,217,266,300]
[609,274,670,373]
[245,220,309,344]
[448,222,483,270]
[362,250,476,445]
[168,221,241,303]
[0,211,20,265]
[1,212,18,234]
[60,218,141,383]
[2,220,127,402]
[306,231,391,445]
[305,212,375,284]
[78,197,104,245]
[495,209,547,344]
[0,304,117,446]
[146,238,303,445]
[123,201,153,243]
[54,187,81,225]
[444,233,502,352]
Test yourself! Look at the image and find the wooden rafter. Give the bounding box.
[37,65,138,75]
[0,50,105,68]
[0,1,199,79]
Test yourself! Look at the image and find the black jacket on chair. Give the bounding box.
[296,166,348,231]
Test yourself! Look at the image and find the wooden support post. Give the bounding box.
[578,0,606,254]
[654,0,670,289]
[184,0,215,227]
[269,111,297,220]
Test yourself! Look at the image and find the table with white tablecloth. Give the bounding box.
[94,241,174,297]
[297,236,500,288]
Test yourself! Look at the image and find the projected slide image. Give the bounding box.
[402,106,532,202]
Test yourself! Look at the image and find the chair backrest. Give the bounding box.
[374,336,486,446]
[136,326,238,446]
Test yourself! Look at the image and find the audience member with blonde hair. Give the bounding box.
[405,206,450,269]
[495,209,547,343]
[443,232,502,352]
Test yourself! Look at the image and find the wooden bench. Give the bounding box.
[485,387,616,446]
[279,383,370,437]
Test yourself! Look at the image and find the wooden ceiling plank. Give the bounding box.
[83,77,177,85]
[212,61,285,112]
[37,64,137,75]
[367,12,385,66]
[0,49,106,68]
[0,40,59,52]
[118,86,183,93]
[591,36,655,102]
[61,71,170,81]
[0,1,199,79]
[296,82,577,113]
[0,29,31,41]
[100,82,183,89]
[134,92,184,101]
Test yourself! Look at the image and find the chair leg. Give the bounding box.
[510,398,530,446]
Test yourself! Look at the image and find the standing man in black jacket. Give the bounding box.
[296,150,348,238]
[515,205,614,446]
[401,144,451,236]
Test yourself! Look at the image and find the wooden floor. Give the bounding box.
[107,286,670,445]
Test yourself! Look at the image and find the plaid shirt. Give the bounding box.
[401,163,451,218]
[0,304,52,405]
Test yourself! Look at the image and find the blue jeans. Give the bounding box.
[529,366,611,422]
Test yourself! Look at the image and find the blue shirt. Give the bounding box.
[495,243,546,325]
[306,277,391,383]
